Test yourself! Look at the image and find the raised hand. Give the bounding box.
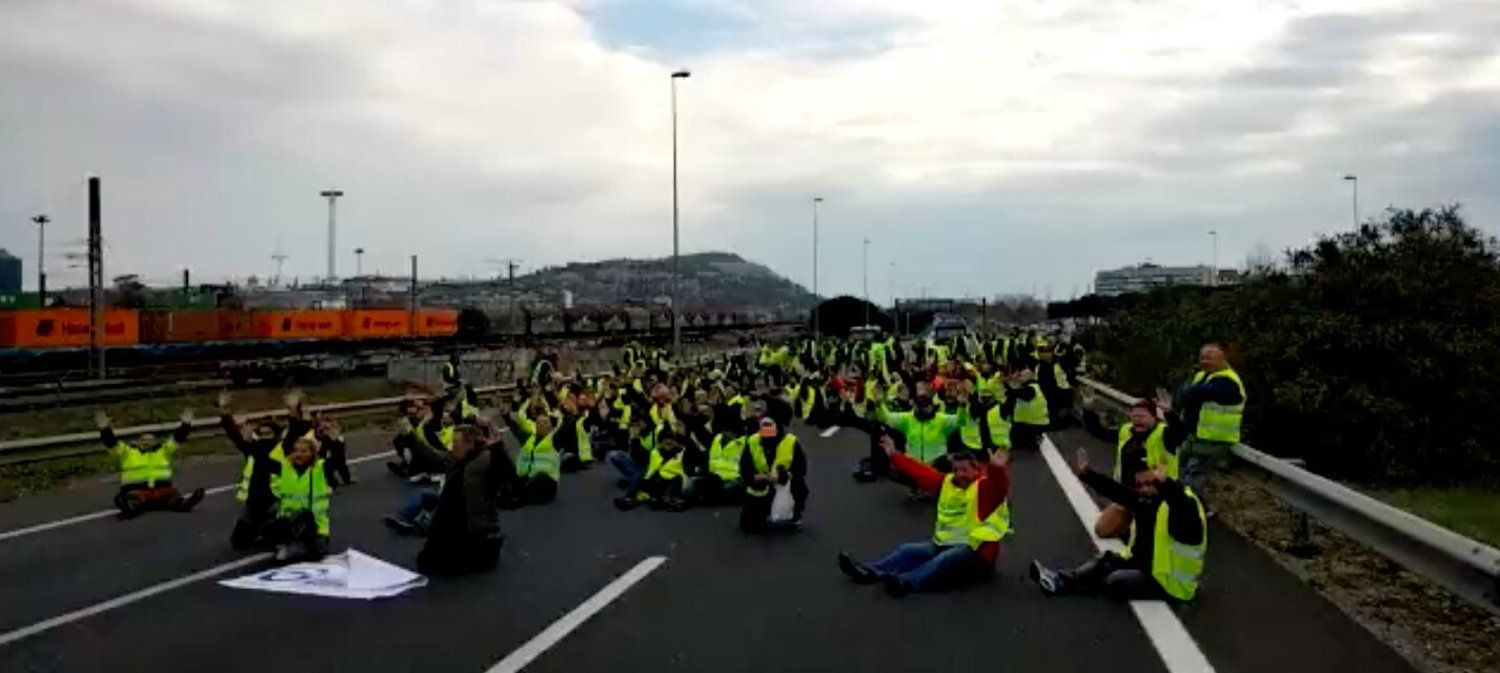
[879,434,897,457]
[216,390,231,410]
[94,411,112,429]
[1073,448,1090,475]
[990,449,1011,469]
[179,408,195,424]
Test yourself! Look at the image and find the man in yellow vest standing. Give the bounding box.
[96,410,204,518]
[1029,448,1207,602]
[839,441,1012,596]
[1171,342,1246,502]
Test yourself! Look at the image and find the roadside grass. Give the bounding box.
[1376,486,1500,549]
[0,377,406,441]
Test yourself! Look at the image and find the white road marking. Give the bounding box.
[1039,435,1216,673]
[820,426,841,438]
[0,451,395,543]
[485,556,667,673]
[0,552,273,647]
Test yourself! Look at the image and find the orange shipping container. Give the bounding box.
[0,309,139,348]
[217,309,255,341]
[140,310,221,343]
[417,310,459,337]
[343,310,411,339]
[251,310,343,340]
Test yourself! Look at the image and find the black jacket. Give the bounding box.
[1081,469,1204,565]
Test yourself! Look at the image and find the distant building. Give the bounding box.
[1094,263,1237,296]
[0,249,21,294]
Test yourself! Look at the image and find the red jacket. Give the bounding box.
[890,452,1011,564]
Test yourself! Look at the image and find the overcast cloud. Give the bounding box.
[2,0,1497,301]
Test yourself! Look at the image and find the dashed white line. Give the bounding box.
[0,552,273,646]
[1039,435,1216,673]
[820,426,841,438]
[0,451,394,543]
[484,556,667,673]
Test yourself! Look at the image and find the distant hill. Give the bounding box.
[494,252,815,313]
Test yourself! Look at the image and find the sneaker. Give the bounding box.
[838,552,878,584]
[613,495,640,511]
[384,515,418,534]
[882,575,915,598]
[1030,560,1061,596]
[387,461,409,477]
[274,545,293,562]
[661,497,689,512]
[852,469,877,483]
[181,488,206,511]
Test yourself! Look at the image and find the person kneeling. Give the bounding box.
[614,430,689,511]
[738,404,807,534]
[417,424,505,576]
[839,440,1012,597]
[266,435,331,563]
[1028,450,1206,602]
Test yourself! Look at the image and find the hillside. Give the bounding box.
[444,252,815,313]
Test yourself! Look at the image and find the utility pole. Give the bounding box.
[320,189,344,282]
[271,238,288,288]
[812,196,823,342]
[31,214,48,306]
[87,177,104,379]
[670,69,691,356]
[862,237,870,327]
[1343,174,1359,229]
[409,255,418,337]
[1208,229,1219,287]
[182,268,190,303]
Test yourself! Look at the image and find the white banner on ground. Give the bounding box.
[220,549,427,600]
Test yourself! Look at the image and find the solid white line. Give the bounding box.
[0,552,273,646]
[819,425,841,438]
[0,451,395,543]
[1039,435,1216,673]
[485,556,667,673]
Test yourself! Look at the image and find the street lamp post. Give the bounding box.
[862,237,870,327]
[812,196,823,342]
[353,247,365,305]
[31,215,48,306]
[320,189,344,282]
[1343,175,1358,228]
[670,69,691,355]
[1208,229,1219,287]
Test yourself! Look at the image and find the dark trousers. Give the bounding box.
[867,542,992,591]
[231,498,278,551]
[1059,551,1170,601]
[684,474,743,506]
[322,447,352,486]
[739,479,808,534]
[1011,424,1046,451]
[418,532,504,576]
[265,510,328,562]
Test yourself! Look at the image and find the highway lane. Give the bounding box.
[0,422,1416,672]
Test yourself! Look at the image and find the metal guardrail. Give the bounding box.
[0,351,737,466]
[1078,375,1500,616]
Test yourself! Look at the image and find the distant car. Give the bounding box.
[923,314,970,343]
[849,325,884,342]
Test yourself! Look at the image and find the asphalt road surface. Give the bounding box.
[0,422,1416,672]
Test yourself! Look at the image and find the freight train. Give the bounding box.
[0,307,458,349]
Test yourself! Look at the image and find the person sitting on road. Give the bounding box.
[840,441,1012,596]
[315,415,353,488]
[266,433,331,563]
[849,383,967,483]
[220,391,312,551]
[1003,367,1050,451]
[614,427,690,511]
[739,398,808,534]
[682,404,751,506]
[387,397,430,477]
[1029,449,1207,602]
[95,409,205,518]
[416,423,506,576]
[495,399,561,509]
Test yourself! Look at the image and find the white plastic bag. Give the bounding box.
[768,482,796,523]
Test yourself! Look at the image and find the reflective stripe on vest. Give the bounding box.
[274,458,331,537]
[1192,368,1245,443]
[1052,363,1072,390]
[931,474,1012,548]
[117,443,174,487]
[1013,383,1050,426]
[709,434,746,482]
[1123,486,1207,601]
[745,434,796,497]
[519,432,561,481]
[1114,423,1177,481]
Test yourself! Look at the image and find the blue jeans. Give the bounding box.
[607,450,642,492]
[868,541,991,591]
[398,490,440,522]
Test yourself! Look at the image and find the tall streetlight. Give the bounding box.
[862,237,870,327]
[812,196,823,342]
[670,69,690,355]
[354,247,365,277]
[1208,229,1219,287]
[31,215,48,306]
[1343,174,1358,228]
[320,189,344,282]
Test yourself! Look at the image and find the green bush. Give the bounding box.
[1094,206,1500,486]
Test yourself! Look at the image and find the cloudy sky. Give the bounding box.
[2,0,1498,302]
